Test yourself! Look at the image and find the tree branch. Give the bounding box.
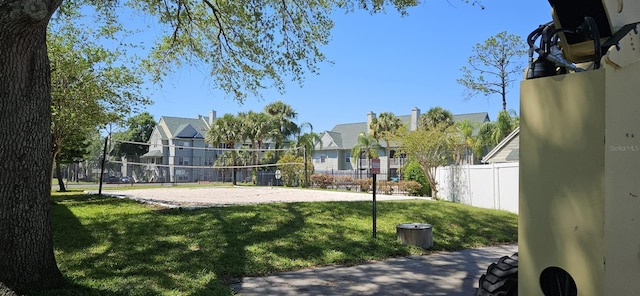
[201,0,234,55]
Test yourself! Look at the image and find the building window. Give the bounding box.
[345,152,351,163]
[177,141,190,150]
[320,155,326,163]
[178,157,190,166]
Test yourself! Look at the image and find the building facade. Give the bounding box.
[312,108,491,179]
[141,111,219,182]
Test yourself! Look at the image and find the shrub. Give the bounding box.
[401,180,422,195]
[310,174,334,189]
[276,154,305,187]
[355,178,372,192]
[376,180,394,195]
[334,176,354,191]
[403,161,431,196]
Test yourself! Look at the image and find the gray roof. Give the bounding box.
[319,111,491,150]
[174,123,205,139]
[324,131,344,148]
[158,116,210,140]
[452,112,491,123]
[141,150,163,158]
[326,122,367,150]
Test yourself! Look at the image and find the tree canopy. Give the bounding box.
[419,106,453,130]
[370,112,403,179]
[457,31,526,110]
[206,113,243,184]
[396,122,459,199]
[49,20,149,191]
[351,132,381,177]
[111,112,157,158]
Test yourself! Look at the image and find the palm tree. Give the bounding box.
[240,111,274,164]
[476,121,496,152]
[419,107,453,130]
[214,151,234,183]
[236,146,254,182]
[291,122,316,155]
[238,111,259,182]
[265,101,298,158]
[351,133,381,178]
[291,122,322,187]
[237,112,254,148]
[455,119,479,164]
[206,113,243,185]
[369,112,403,180]
[296,130,321,160]
[491,109,519,144]
[476,109,519,150]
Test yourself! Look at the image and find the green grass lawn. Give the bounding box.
[41,190,517,295]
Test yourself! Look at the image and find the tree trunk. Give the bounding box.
[385,145,391,181]
[0,0,65,293]
[55,160,66,192]
[425,166,438,200]
[231,151,237,185]
[502,92,507,110]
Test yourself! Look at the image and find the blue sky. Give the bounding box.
[141,1,552,133]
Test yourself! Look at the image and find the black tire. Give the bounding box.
[476,253,518,296]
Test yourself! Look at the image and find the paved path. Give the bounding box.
[231,244,518,296]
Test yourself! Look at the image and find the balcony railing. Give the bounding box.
[389,158,406,167]
[355,158,407,167]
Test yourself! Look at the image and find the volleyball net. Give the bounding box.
[107,139,309,185]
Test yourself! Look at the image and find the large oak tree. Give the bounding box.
[49,23,149,192]
[0,0,480,293]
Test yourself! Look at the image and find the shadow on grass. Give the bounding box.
[51,202,95,253]
[34,283,132,296]
[377,200,517,250]
[44,193,517,295]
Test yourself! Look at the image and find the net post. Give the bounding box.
[304,145,308,188]
[99,132,109,196]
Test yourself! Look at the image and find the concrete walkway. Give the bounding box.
[231,244,518,296]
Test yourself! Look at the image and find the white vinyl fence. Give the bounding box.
[435,163,519,214]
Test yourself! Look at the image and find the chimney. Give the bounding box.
[208,110,216,126]
[366,111,376,135]
[410,107,421,131]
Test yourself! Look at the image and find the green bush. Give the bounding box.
[403,161,431,196]
[276,154,305,187]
